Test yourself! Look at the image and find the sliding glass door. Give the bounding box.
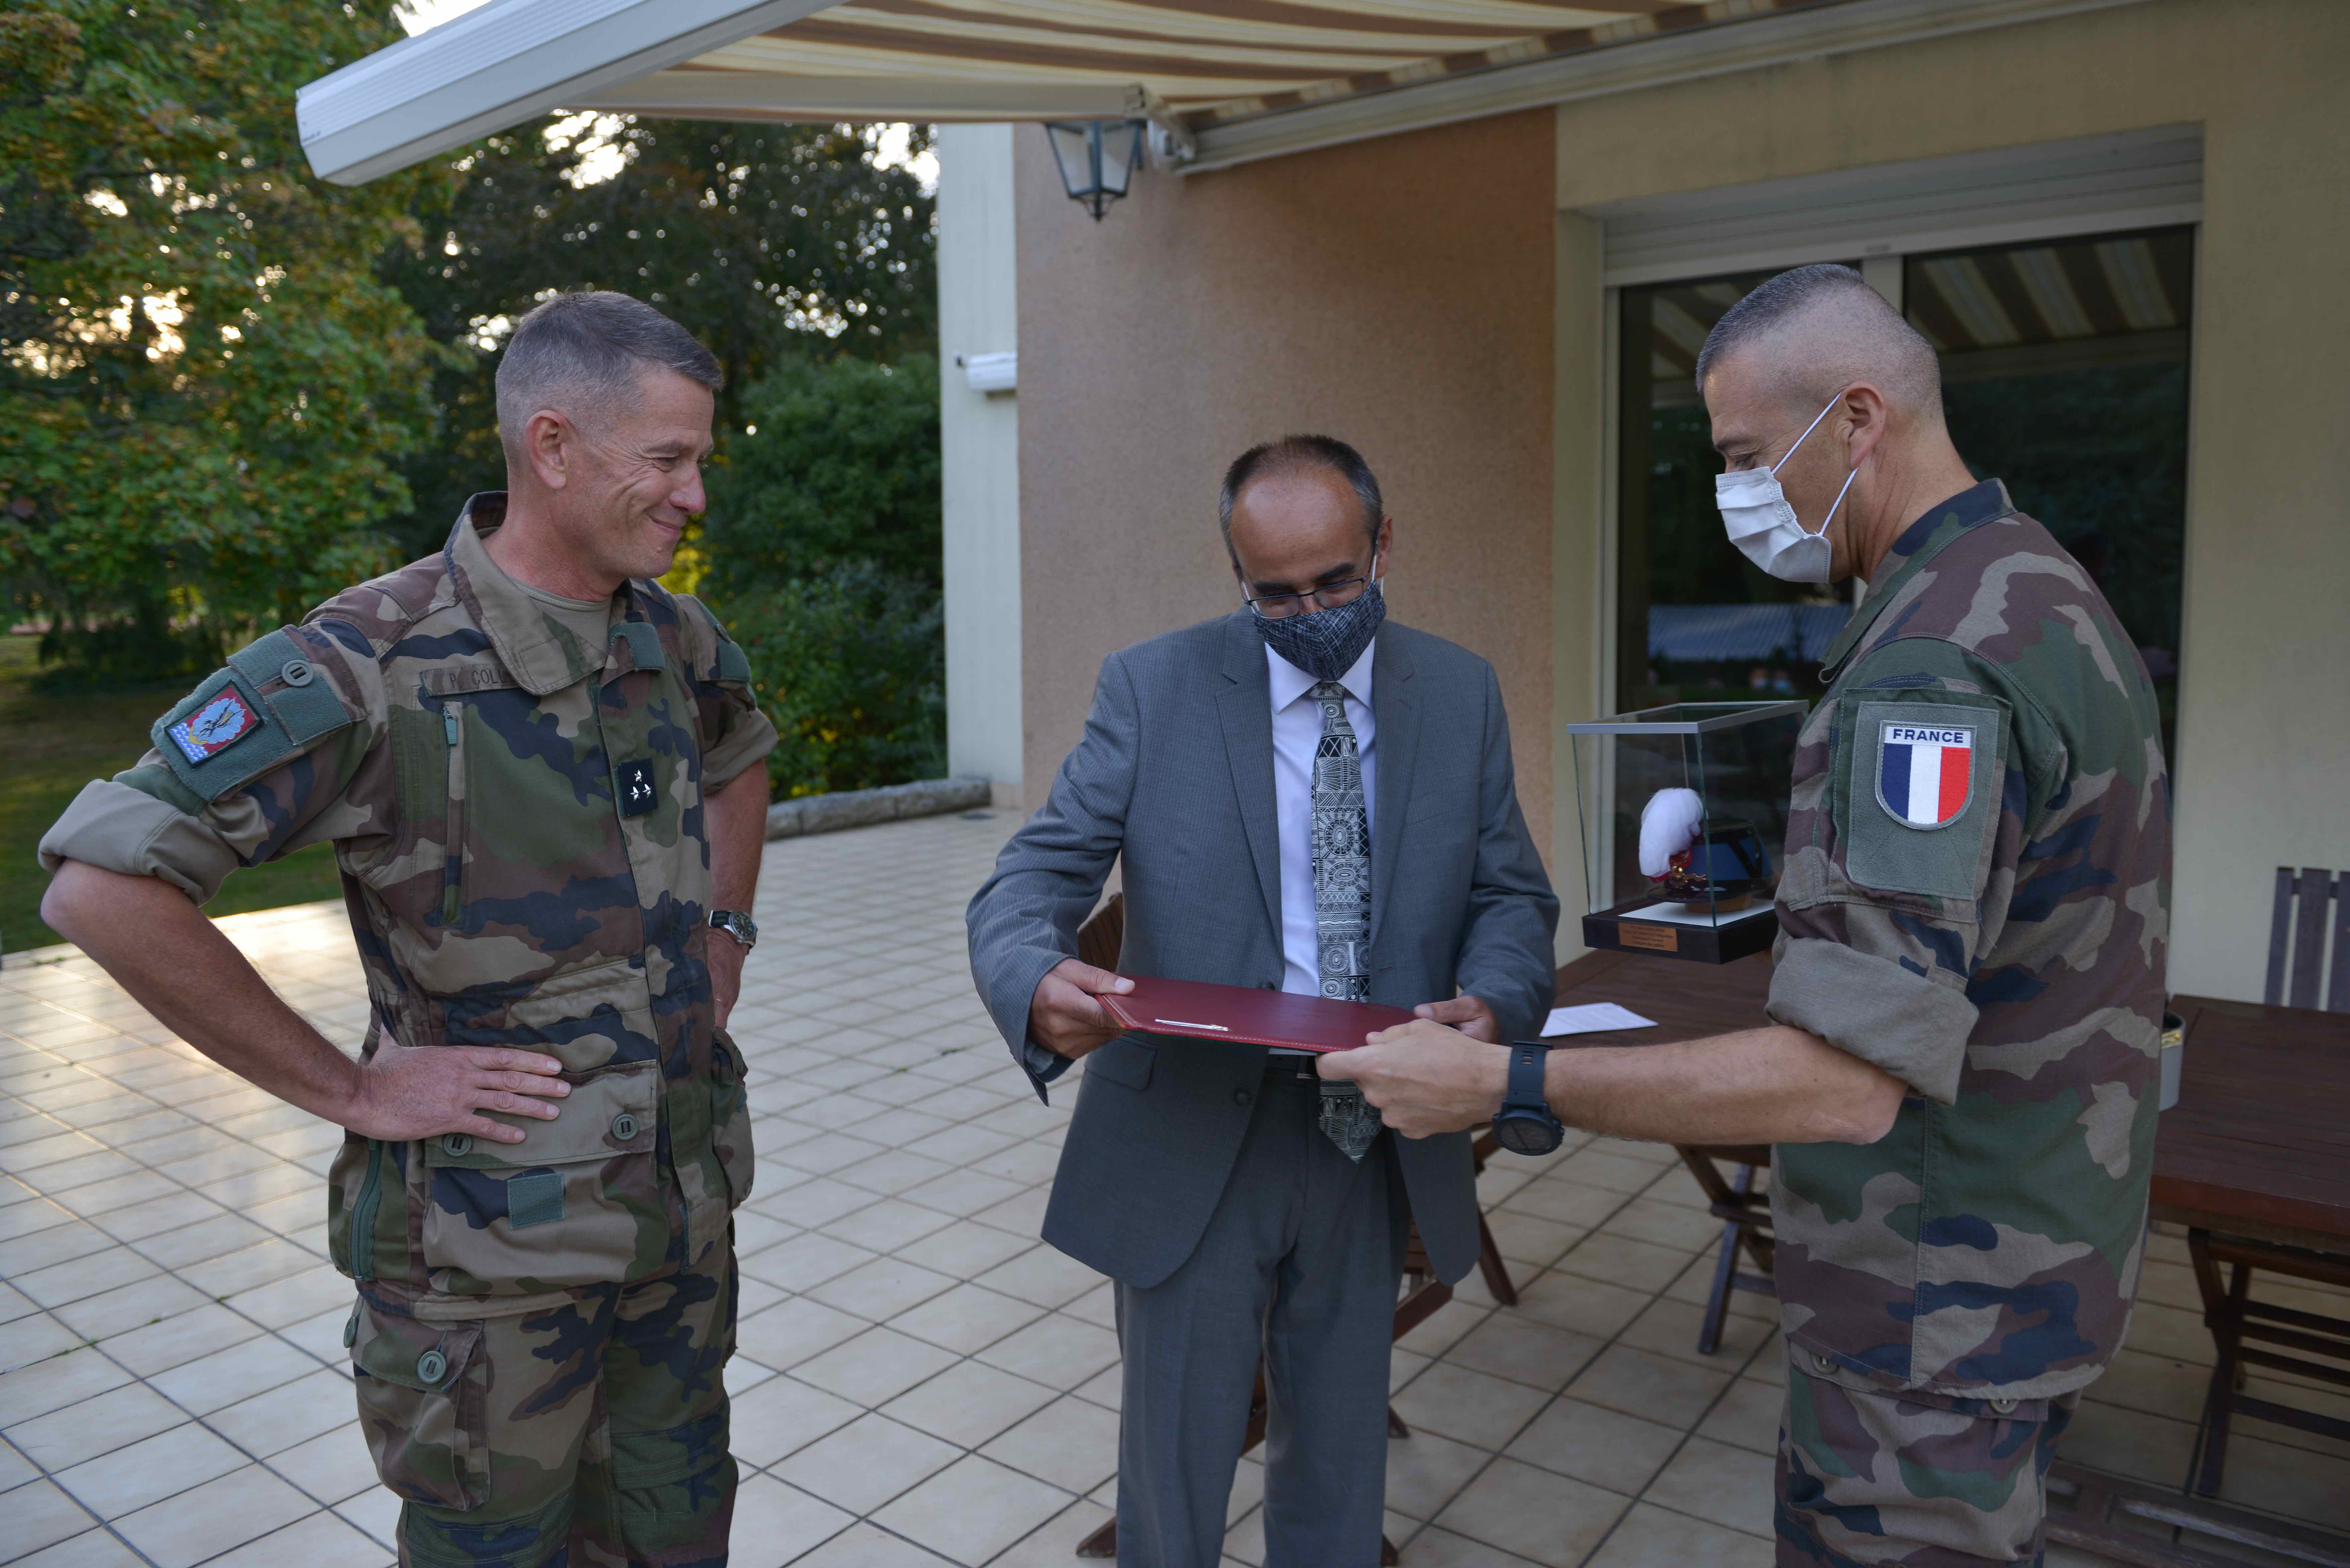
[1613,225,2192,761]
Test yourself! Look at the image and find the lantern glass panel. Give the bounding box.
[1099,122,1143,195]
[1045,122,1098,198]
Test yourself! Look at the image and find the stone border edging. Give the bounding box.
[764,774,993,840]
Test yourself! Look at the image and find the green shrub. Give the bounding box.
[700,355,941,594]
[716,563,943,797]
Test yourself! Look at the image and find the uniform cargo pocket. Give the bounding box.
[351,1299,486,1511]
[710,1030,755,1209]
[418,1059,663,1295]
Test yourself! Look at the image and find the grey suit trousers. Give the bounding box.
[1115,1060,1406,1568]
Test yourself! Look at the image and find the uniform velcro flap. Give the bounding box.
[609,620,666,672]
[151,668,296,802]
[503,1169,565,1229]
[230,627,353,747]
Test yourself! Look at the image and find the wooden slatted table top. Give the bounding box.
[1547,947,1774,1044]
[1547,961,2350,1250]
[2154,995,2350,1247]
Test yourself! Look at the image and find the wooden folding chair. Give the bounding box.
[1066,893,1513,1561]
[2264,866,2350,1012]
[1678,1144,1775,1355]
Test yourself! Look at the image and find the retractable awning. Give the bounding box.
[297,0,2131,185]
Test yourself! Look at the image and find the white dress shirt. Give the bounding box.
[1267,639,1377,1000]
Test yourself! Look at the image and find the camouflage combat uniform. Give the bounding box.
[1763,479,2171,1567]
[39,494,775,1568]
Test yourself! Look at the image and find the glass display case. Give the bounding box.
[1566,701,1806,963]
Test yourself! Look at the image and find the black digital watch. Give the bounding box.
[1490,1041,1564,1156]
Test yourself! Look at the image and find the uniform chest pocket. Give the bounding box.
[393,670,530,928]
[415,1059,663,1295]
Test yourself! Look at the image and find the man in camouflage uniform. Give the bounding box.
[1320,264,2170,1566]
[39,292,776,1568]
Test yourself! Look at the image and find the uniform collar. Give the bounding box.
[1266,635,1376,713]
[446,492,618,696]
[1818,478,2015,678]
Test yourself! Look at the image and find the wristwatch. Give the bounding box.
[1490,1041,1565,1156]
[708,910,758,951]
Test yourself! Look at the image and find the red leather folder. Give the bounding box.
[1098,975,1415,1054]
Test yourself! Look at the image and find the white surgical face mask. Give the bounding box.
[1714,393,1860,586]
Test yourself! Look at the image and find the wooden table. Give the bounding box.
[1548,948,1780,1353]
[2150,995,2350,1498]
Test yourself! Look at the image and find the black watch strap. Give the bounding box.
[1505,1041,1552,1112]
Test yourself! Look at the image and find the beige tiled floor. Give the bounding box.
[2,809,2346,1566]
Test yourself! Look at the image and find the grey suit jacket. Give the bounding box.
[966,612,1558,1289]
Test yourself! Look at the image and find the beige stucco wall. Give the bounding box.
[1013,110,1558,859]
[1548,0,2350,1000]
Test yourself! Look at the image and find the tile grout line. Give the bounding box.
[1375,1152,1775,1564]
[0,820,1024,1563]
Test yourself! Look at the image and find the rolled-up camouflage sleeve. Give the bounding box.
[676,594,778,789]
[1768,639,2054,1105]
[38,621,382,904]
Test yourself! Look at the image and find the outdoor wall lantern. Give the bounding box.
[1043,119,1147,220]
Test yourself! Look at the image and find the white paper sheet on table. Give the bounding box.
[1539,1002,1657,1036]
[1624,899,1775,928]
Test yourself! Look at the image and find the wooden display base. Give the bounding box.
[1581,896,1779,964]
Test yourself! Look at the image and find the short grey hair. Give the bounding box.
[494,291,721,451]
[1694,263,1941,415]
[1217,435,1383,562]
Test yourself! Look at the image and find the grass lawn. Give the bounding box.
[0,634,343,956]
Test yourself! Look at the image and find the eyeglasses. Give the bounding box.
[1242,570,1377,621]
[1243,575,1372,620]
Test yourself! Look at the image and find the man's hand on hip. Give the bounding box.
[1317,1019,1508,1139]
[343,1045,572,1144]
[1029,958,1135,1060]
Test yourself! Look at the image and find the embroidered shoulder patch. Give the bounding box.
[1874,721,1975,829]
[166,689,262,763]
[1840,698,2003,901]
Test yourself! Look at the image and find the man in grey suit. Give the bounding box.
[967,435,1558,1566]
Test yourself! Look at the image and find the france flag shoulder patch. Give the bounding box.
[1875,721,1975,830]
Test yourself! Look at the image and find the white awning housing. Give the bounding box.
[298,0,2144,186]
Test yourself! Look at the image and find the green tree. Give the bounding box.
[693,353,944,796]
[375,116,936,558]
[721,562,945,797]
[0,0,451,682]
[699,353,940,592]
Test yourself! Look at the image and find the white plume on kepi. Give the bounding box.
[1638,788,1704,879]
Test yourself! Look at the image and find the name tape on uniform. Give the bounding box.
[1877,721,1974,829]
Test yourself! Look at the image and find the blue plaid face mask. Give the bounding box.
[1250,577,1386,682]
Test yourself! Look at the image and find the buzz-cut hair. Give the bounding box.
[1694,262,1942,416]
[1217,434,1383,560]
[494,291,721,453]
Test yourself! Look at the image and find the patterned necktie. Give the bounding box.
[1310,681,1383,1161]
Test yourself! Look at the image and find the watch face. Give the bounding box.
[1492,1113,1560,1157]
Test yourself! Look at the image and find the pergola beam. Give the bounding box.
[296,0,834,186]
